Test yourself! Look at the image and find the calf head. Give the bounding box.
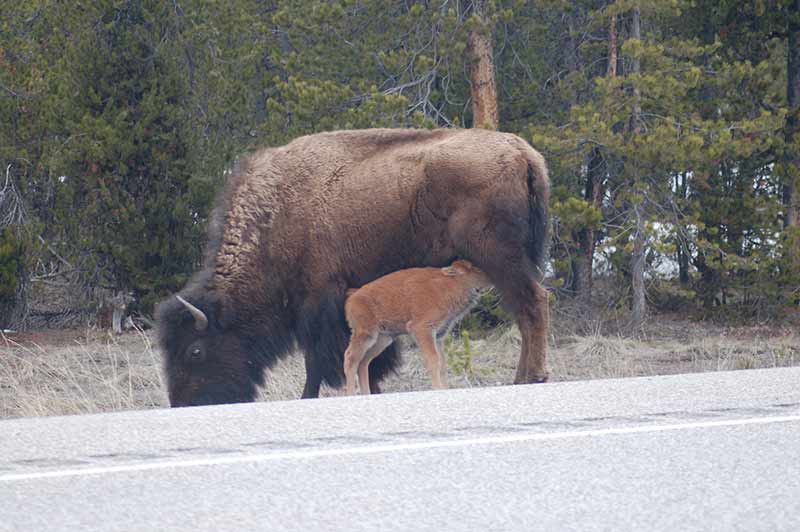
[441,259,492,288]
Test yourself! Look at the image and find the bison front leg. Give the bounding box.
[366,342,402,394]
[368,371,382,394]
[301,351,323,399]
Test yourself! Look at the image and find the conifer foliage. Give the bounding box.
[1,0,798,328]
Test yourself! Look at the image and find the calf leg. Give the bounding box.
[409,324,448,390]
[436,338,449,386]
[343,332,378,395]
[356,335,393,396]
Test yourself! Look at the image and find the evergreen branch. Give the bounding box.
[36,236,74,271]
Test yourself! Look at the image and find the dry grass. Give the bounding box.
[0,329,166,418]
[548,332,799,379]
[1,320,798,419]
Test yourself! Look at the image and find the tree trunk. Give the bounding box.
[676,172,690,285]
[629,7,642,134]
[467,3,498,130]
[110,291,133,335]
[572,147,604,303]
[607,14,618,77]
[631,203,647,324]
[678,244,690,285]
[785,0,800,230]
[573,14,618,303]
[629,6,646,325]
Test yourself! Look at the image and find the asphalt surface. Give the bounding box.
[1,367,800,532]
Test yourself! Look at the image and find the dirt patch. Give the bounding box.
[2,329,105,349]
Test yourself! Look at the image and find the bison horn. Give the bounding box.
[175,295,209,332]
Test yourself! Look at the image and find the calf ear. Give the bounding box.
[441,266,463,276]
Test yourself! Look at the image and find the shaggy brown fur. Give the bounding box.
[156,127,550,407]
[343,260,491,394]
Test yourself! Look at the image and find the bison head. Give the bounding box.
[155,292,260,407]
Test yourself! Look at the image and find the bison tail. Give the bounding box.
[525,155,551,277]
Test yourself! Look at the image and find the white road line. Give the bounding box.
[3,414,800,482]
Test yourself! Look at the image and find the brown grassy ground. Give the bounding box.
[1,316,798,419]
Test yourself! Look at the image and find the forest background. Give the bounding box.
[2,0,799,333]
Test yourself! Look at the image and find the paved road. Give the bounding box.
[1,367,800,532]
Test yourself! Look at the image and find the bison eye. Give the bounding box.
[185,342,206,364]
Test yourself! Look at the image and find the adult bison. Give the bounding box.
[156,127,550,407]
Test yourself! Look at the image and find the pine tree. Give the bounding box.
[4,0,799,325]
[39,1,234,309]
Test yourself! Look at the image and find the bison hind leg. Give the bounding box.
[448,203,549,384]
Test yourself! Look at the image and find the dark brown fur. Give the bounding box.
[156,127,550,407]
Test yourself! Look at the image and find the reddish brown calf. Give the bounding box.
[343,259,492,395]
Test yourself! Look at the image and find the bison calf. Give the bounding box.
[343,259,491,394]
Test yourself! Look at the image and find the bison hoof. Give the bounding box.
[514,373,549,385]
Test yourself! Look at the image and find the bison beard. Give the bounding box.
[156,127,550,407]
